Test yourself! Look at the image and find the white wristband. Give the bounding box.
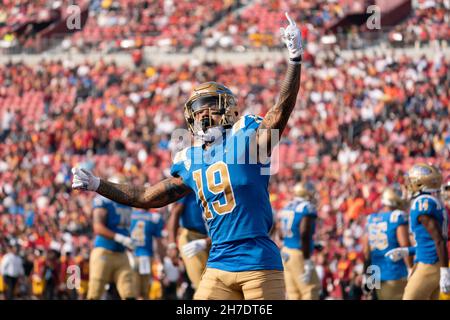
[114,233,126,244]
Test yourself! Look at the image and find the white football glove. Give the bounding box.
[71,167,100,191]
[181,239,207,258]
[114,233,136,251]
[280,12,303,62]
[302,259,315,284]
[440,267,450,294]
[385,247,409,262]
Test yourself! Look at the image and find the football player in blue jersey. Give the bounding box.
[167,192,210,291]
[72,12,303,300]
[278,182,320,300]
[130,208,165,300]
[361,187,413,300]
[86,176,136,300]
[385,164,449,299]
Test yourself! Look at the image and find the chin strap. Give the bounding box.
[196,126,225,144]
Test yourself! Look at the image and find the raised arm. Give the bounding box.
[72,167,193,209]
[258,12,302,152]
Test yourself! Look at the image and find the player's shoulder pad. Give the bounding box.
[231,114,263,135]
[173,147,190,164]
[171,146,193,176]
[149,212,162,224]
[295,199,317,216]
[411,194,441,213]
[389,210,406,224]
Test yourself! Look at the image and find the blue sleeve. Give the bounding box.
[413,197,438,220]
[296,202,317,218]
[390,210,407,227]
[397,212,407,226]
[170,161,188,180]
[170,148,191,182]
[244,114,263,131]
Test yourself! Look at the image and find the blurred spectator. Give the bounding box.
[0,49,448,299]
[0,243,24,300]
[162,246,182,300]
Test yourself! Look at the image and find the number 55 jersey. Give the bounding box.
[170,114,283,272]
[366,210,408,281]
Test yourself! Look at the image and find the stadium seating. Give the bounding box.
[0,50,449,299]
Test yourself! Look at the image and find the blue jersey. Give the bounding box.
[366,210,408,281]
[170,114,282,272]
[130,210,164,257]
[178,192,207,235]
[92,196,132,252]
[409,194,448,264]
[279,197,317,251]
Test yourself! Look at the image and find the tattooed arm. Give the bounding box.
[257,13,302,155]
[96,177,193,209]
[257,63,301,151]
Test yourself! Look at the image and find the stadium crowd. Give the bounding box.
[1,0,449,53]
[0,45,448,299]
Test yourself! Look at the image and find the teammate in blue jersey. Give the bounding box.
[362,187,413,300]
[167,192,210,292]
[130,209,164,299]
[385,164,450,299]
[72,12,304,300]
[88,176,136,300]
[278,182,320,300]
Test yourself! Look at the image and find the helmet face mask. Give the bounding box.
[184,82,238,141]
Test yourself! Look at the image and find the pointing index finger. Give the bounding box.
[285,12,296,26]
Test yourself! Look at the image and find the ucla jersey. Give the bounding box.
[130,210,164,257]
[93,196,132,252]
[409,194,448,264]
[279,197,317,251]
[170,114,282,272]
[366,210,408,281]
[178,192,207,235]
